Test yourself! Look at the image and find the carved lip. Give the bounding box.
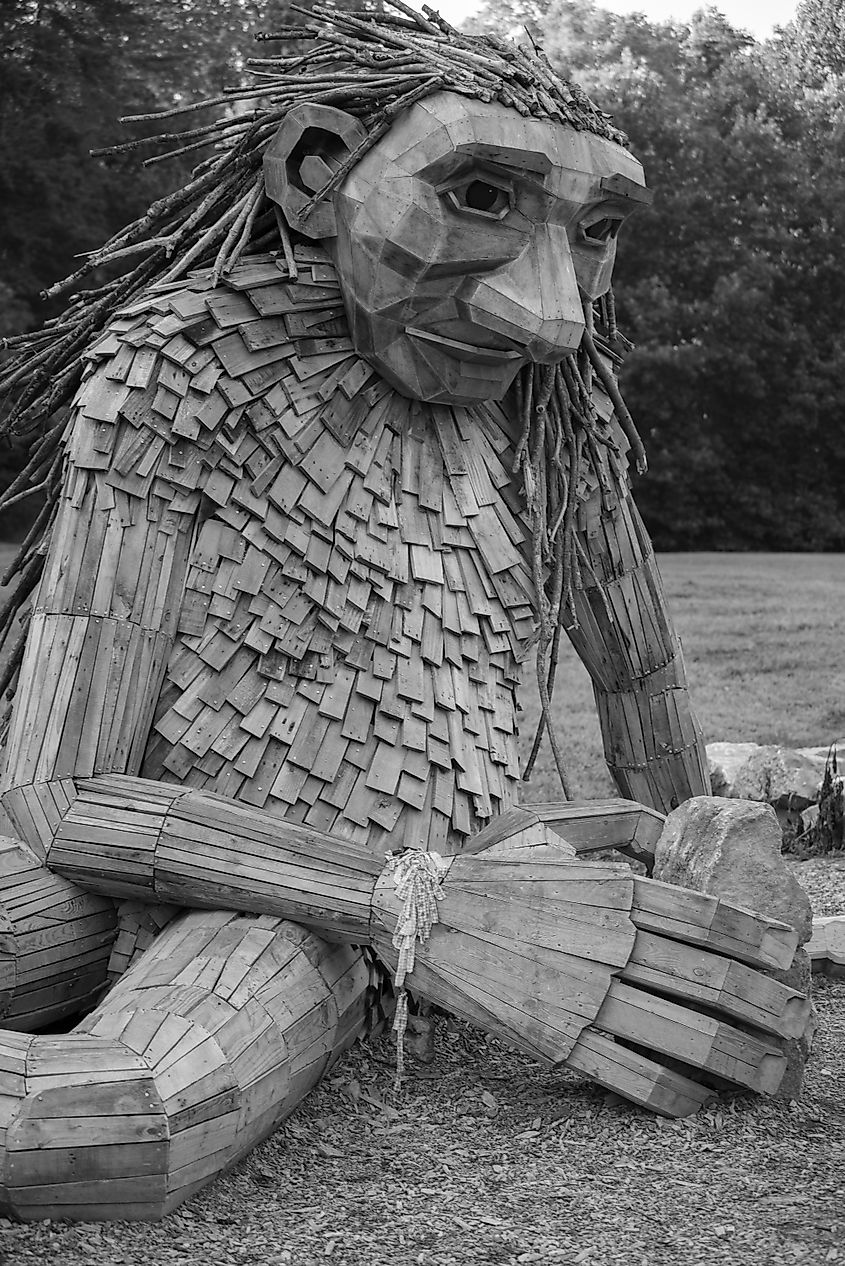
[406,326,524,365]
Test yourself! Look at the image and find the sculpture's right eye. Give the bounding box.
[445,175,513,220]
[578,210,625,246]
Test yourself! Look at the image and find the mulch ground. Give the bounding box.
[2,864,843,1266]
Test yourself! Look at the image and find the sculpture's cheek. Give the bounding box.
[570,233,618,302]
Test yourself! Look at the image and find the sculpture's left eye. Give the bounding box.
[446,177,512,220]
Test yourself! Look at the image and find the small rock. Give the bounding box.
[707,742,826,810]
[654,797,814,944]
[707,742,762,797]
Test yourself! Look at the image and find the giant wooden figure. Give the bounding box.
[0,5,813,1221]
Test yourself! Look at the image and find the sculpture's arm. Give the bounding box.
[0,442,195,852]
[0,387,201,1023]
[40,781,807,1113]
[565,477,710,814]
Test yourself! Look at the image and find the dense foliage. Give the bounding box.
[476,0,845,549]
[1,0,844,548]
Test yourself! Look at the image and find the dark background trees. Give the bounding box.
[1,0,844,549]
[478,0,845,549]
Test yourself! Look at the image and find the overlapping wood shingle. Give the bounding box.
[55,246,623,857]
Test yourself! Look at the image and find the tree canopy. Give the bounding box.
[470,0,845,549]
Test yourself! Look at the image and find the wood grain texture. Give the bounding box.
[0,912,381,1221]
[567,487,710,811]
[0,835,115,1032]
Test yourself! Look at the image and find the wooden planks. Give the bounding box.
[566,485,711,814]
[565,1027,714,1118]
[595,979,786,1094]
[371,854,636,1064]
[0,228,816,1214]
[622,929,812,1039]
[466,799,666,861]
[0,911,381,1221]
[39,774,812,1116]
[47,777,383,941]
[31,248,537,855]
[0,836,116,1032]
[631,876,798,971]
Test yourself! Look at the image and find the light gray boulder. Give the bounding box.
[707,742,828,810]
[654,796,813,943]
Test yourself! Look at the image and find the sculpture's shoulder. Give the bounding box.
[62,248,381,517]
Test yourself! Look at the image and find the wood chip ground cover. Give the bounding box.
[2,924,843,1264]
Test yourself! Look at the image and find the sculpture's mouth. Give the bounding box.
[406,326,524,365]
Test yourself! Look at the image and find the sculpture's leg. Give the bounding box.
[0,836,116,1031]
[569,487,710,812]
[0,910,382,1221]
[106,899,181,983]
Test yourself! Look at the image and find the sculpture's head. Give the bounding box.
[264,92,647,404]
[261,28,649,406]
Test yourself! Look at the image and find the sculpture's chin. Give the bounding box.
[357,324,526,406]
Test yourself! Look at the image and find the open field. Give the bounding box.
[521,552,845,803]
[2,552,844,1266]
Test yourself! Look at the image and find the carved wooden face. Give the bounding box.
[328,91,648,405]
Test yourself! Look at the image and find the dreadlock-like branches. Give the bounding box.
[515,286,644,796]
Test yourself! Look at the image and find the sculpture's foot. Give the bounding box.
[0,835,115,1030]
[0,910,381,1221]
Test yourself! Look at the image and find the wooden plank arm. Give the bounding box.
[0,461,195,858]
[40,790,814,1115]
[567,487,709,812]
[42,774,383,943]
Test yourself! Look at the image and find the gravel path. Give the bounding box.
[2,868,843,1266]
[787,856,845,917]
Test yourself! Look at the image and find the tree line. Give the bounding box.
[476,0,845,549]
[1,0,844,549]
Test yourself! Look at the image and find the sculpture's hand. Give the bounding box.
[370,842,810,1116]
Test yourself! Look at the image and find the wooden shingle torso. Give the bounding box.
[54,249,558,857]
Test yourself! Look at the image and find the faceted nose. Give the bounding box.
[464,224,585,362]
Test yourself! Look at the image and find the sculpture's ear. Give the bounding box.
[263,104,368,240]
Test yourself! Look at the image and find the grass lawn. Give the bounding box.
[519,552,845,804]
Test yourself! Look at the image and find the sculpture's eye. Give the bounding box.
[446,177,512,220]
[579,215,623,245]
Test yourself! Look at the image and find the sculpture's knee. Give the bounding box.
[0,910,381,1221]
[0,837,116,1030]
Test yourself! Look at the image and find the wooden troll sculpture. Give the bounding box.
[0,3,813,1221]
